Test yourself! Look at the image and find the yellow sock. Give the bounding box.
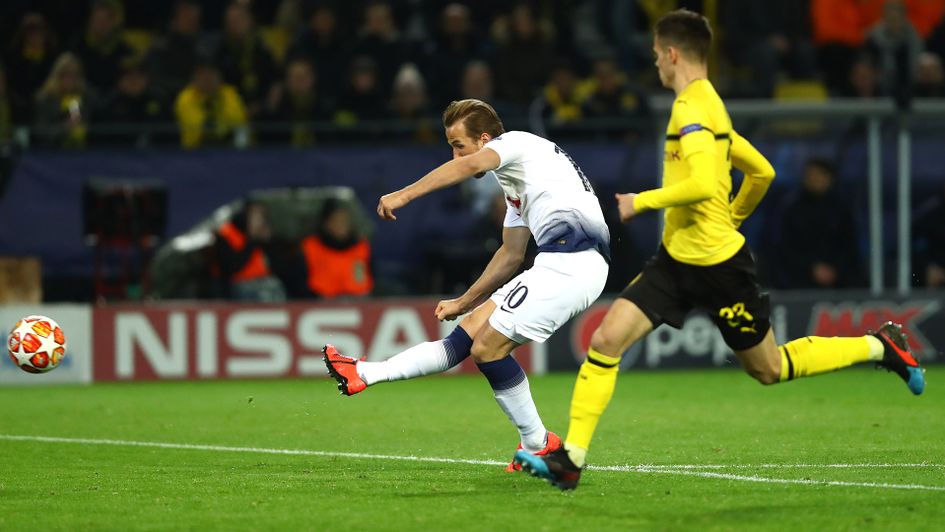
[779,336,874,382]
[565,348,620,466]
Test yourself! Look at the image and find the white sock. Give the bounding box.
[358,340,454,386]
[493,378,547,452]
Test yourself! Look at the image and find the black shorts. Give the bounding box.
[619,244,770,351]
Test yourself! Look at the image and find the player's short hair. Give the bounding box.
[442,99,505,138]
[655,9,712,63]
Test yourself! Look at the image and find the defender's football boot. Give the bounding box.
[513,447,584,491]
[505,431,562,472]
[872,321,925,395]
[322,344,367,396]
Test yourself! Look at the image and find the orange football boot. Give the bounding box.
[505,431,562,472]
[322,344,367,396]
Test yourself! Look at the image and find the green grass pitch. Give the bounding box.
[1,367,943,530]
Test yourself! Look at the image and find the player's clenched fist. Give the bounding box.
[435,298,467,321]
[615,192,638,222]
[377,192,407,220]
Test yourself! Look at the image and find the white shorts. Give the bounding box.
[488,249,608,343]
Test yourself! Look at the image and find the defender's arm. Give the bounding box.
[632,104,719,214]
[729,130,776,227]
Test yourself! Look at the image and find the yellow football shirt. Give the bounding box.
[633,79,774,266]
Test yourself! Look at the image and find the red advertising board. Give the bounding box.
[92,301,539,381]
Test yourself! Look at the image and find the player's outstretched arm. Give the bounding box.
[435,226,530,321]
[377,148,501,220]
[729,130,776,227]
[632,130,718,215]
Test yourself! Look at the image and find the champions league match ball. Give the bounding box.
[7,315,67,374]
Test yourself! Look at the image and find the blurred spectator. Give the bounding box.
[146,0,205,97]
[903,0,945,38]
[0,67,12,144]
[174,60,248,149]
[390,63,436,142]
[4,12,59,108]
[274,0,304,34]
[262,58,327,146]
[929,12,945,60]
[811,0,871,94]
[474,192,511,259]
[865,0,924,105]
[593,0,705,75]
[914,51,945,97]
[100,59,168,146]
[534,61,590,126]
[469,191,537,267]
[493,3,555,105]
[334,56,389,124]
[844,55,884,98]
[213,201,286,301]
[0,64,29,135]
[459,60,522,120]
[286,4,348,102]
[722,0,817,98]
[775,158,862,289]
[425,192,534,295]
[211,1,278,118]
[299,198,373,298]
[0,67,10,144]
[913,182,945,288]
[70,0,134,94]
[460,60,492,101]
[32,52,96,149]
[581,56,649,123]
[421,3,490,107]
[352,1,408,100]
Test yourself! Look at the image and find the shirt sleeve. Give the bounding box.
[484,132,527,170]
[729,130,776,227]
[503,200,527,228]
[675,100,716,158]
[633,100,717,212]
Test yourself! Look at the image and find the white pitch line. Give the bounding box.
[0,434,506,467]
[634,463,945,469]
[628,467,945,492]
[2,434,943,493]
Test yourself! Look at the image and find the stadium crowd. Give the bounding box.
[2,0,944,300]
[1,0,944,149]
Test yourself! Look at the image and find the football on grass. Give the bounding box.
[7,315,67,374]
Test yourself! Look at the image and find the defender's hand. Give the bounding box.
[377,192,407,221]
[435,298,468,321]
[615,192,638,222]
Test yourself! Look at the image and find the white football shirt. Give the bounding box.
[482,131,610,260]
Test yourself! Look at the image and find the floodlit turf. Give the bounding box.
[1,367,943,530]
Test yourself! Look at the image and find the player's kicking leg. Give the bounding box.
[322,301,559,469]
[322,304,488,396]
[322,326,473,396]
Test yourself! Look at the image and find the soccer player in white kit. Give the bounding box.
[323,99,610,470]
